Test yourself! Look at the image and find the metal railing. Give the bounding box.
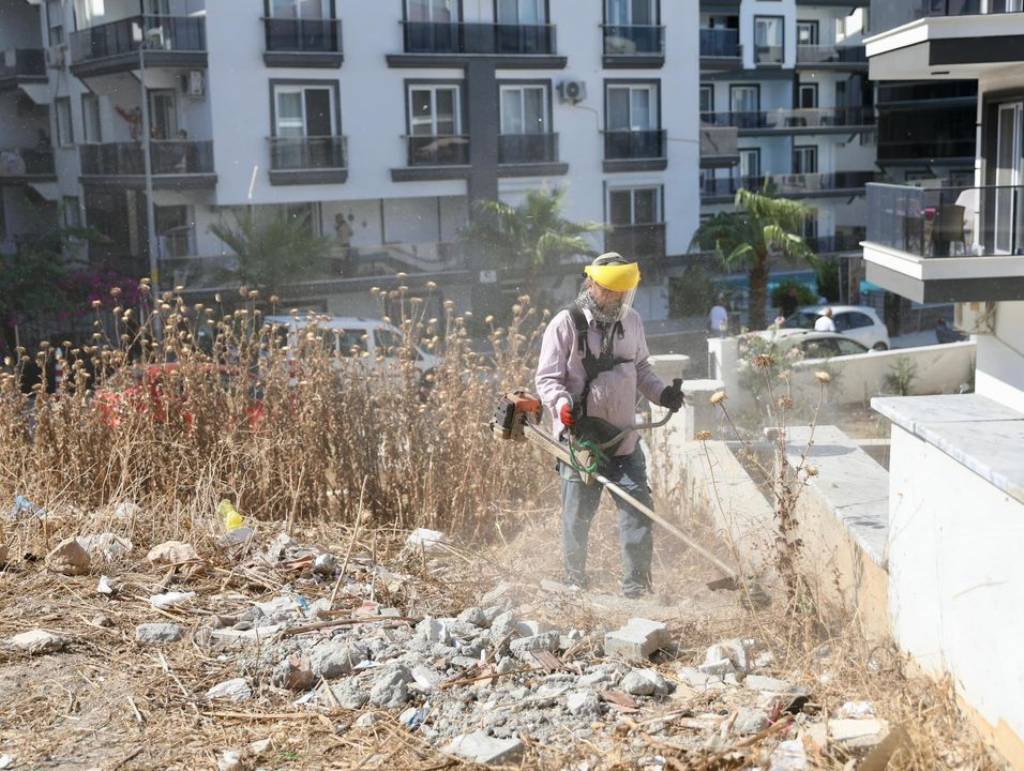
[158,225,197,259]
[79,140,214,176]
[755,44,783,65]
[602,25,665,55]
[699,125,738,159]
[498,133,559,164]
[805,228,867,253]
[926,0,1021,15]
[269,136,346,170]
[604,129,665,160]
[871,0,1023,33]
[0,49,46,79]
[606,223,666,259]
[796,44,867,64]
[69,15,206,63]
[405,134,469,166]
[0,148,55,177]
[401,21,555,55]
[699,28,739,57]
[701,106,876,130]
[877,138,975,161]
[866,182,1024,257]
[702,171,878,197]
[263,17,341,53]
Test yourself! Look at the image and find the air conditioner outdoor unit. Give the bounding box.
[45,44,67,69]
[558,80,587,104]
[182,70,205,99]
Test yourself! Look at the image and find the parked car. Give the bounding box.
[756,329,871,360]
[782,305,890,350]
[263,315,440,379]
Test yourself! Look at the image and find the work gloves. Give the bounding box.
[558,400,576,428]
[659,382,685,413]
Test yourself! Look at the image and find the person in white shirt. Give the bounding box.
[708,295,729,337]
[814,307,836,333]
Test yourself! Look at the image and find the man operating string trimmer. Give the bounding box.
[535,253,684,598]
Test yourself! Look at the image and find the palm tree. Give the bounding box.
[459,188,604,296]
[210,208,332,296]
[691,188,816,329]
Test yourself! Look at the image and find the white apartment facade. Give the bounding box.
[698,0,876,255]
[860,3,1024,767]
[0,0,699,320]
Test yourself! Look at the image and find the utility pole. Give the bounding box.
[139,32,159,292]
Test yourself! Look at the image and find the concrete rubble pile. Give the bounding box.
[5,528,895,768]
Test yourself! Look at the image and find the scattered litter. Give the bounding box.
[207,678,252,703]
[218,499,244,531]
[217,749,242,771]
[146,541,198,565]
[149,591,196,610]
[835,700,876,719]
[9,495,47,520]
[112,501,142,520]
[405,528,448,552]
[0,754,13,769]
[769,739,808,770]
[219,527,254,548]
[77,532,133,563]
[96,575,116,596]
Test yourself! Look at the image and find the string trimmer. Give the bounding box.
[490,386,752,595]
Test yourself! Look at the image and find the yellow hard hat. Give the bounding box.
[583,252,640,292]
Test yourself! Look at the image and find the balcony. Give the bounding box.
[606,223,666,260]
[701,107,876,136]
[0,148,56,183]
[263,17,342,67]
[700,125,739,168]
[603,129,667,173]
[755,45,784,66]
[269,136,347,185]
[861,182,1024,302]
[701,171,877,203]
[796,44,867,68]
[79,140,216,189]
[497,133,567,177]
[805,227,867,254]
[389,21,565,68]
[699,28,740,69]
[0,49,47,92]
[602,25,665,68]
[69,15,207,77]
[391,134,470,182]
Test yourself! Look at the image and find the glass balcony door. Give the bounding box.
[994,101,1023,254]
[608,0,655,26]
[407,0,457,22]
[608,85,657,131]
[497,0,544,24]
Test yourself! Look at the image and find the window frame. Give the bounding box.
[793,144,818,174]
[699,84,714,116]
[497,80,552,136]
[753,15,784,65]
[55,97,73,147]
[495,0,548,25]
[265,0,335,18]
[729,83,760,115]
[738,147,761,179]
[268,79,341,139]
[403,0,463,23]
[46,0,64,46]
[405,81,465,137]
[606,185,663,226]
[604,79,662,132]
[796,19,819,46]
[797,82,819,109]
[81,93,101,144]
[604,0,660,27]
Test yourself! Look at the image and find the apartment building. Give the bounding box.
[698,0,876,257]
[0,0,699,319]
[861,3,1024,766]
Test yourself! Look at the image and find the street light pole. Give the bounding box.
[139,35,159,292]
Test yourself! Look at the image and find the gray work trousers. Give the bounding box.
[559,445,654,595]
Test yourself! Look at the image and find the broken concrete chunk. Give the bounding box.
[705,638,757,674]
[509,631,560,658]
[565,689,601,716]
[78,532,133,563]
[312,640,368,680]
[604,618,670,662]
[620,668,672,697]
[828,718,890,749]
[355,712,379,728]
[6,629,67,655]
[480,581,514,607]
[219,527,254,548]
[445,731,524,766]
[677,666,725,690]
[45,538,90,576]
[769,739,809,771]
[146,540,198,565]
[733,707,770,735]
[698,657,735,677]
[96,575,117,596]
[416,617,452,645]
[514,619,552,637]
[136,623,183,645]
[206,677,252,703]
[834,700,875,719]
[410,664,444,691]
[369,666,412,708]
[457,606,488,627]
[217,750,242,771]
[743,675,804,694]
[405,528,448,552]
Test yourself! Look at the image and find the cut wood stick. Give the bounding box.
[202,710,348,721]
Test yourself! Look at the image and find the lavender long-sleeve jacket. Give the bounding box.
[535,306,666,456]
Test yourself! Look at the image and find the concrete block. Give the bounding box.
[445,731,524,765]
[604,618,670,661]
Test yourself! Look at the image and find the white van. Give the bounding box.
[263,315,440,377]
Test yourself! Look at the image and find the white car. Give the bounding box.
[782,305,890,350]
[263,315,440,376]
[755,329,871,359]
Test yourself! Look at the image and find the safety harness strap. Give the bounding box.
[566,306,631,418]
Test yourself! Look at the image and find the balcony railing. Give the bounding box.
[263,17,341,53]
[606,223,666,259]
[702,171,877,198]
[269,136,346,171]
[877,138,976,161]
[796,44,867,64]
[700,125,738,160]
[0,49,46,80]
[866,182,1024,257]
[805,227,867,253]
[604,129,665,160]
[699,28,740,58]
[158,225,197,260]
[0,148,55,177]
[872,0,1022,33]
[755,45,783,65]
[926,0,1020,15]
[406,134,469,166]
[70,15,206,64]
[80,140,214,176]
[401,21,555,55]
[701,107,876,131]
[498,133,558,164]
[602,25,665,56]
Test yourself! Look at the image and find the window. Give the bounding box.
[796,20,818,46]
[408,85,461,136]
[406,0,457,22]
[500,84,548,135]
[843,312,875,330]
[793,145,817,174]
[738,148,760,179]
[55,97,73,146]
[144,0,171,14]
[269,0,330,18]
[46,0,64,45]
[754,16,783,65]
[609,187,661,225]
[802,339,838,359]
[63,197,81,229]
[607,0,656,26]
[81,94,101,143]
[148,89,178,141]
[607,83,659,130]
[273,84,335,137]
[699,84,714,116]
[497,0,545,24]
[729,84,759,114]
[797,83,818,109]
[836,338,868,356]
